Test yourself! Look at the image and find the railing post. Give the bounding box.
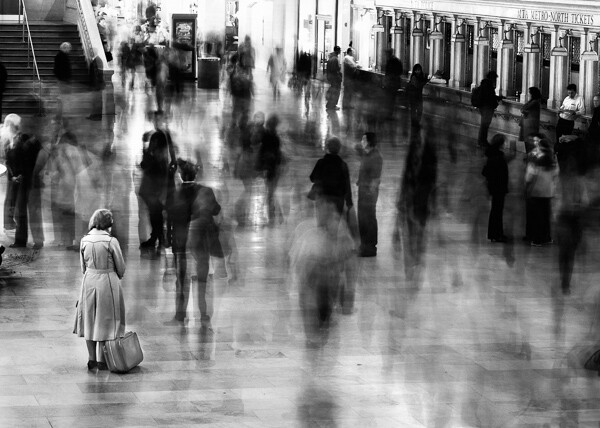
[18,0,21,25]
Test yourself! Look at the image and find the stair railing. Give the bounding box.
[17,0,43,116]
[74,0,108,69]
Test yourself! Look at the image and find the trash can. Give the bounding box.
[197,57,220,89]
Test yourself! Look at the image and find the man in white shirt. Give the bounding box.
[556,83,585,143]
[342,48,359,110]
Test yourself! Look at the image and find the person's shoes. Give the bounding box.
[96,361,108,371]
[490,236,507,243]
[66,245,79,251]
[32,243,43,250]
[359,251,377,257]
[87,360,97,371]
[9,242,26,248]
[164,317,184,326]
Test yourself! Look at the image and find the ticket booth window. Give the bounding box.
[568,36,581,84]
[540,33,551,102]
[464,24,474,87]
[489,27,499,76]
[443,22,452,80]
[514,30,524,98]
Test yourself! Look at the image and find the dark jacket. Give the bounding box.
[384,55,403,91]
[310,153,353,208]
[0,60,7,94]
[256,129,282,180]
[482,146,508,194]
[357,148,383,190]
[406,73,428,103]
[53,51,72,82]
[479,78,500,111]
[326,53,342,87]
[587,106,600,144]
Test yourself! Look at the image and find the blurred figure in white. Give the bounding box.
[267,47,286,101]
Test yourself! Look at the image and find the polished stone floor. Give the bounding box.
[1,70,600,427]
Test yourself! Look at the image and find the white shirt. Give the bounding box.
[559,95,585,121]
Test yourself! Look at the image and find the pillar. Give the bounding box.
[550,27,568,109]
[412,11,425,70]
[522,24,541,103]
[579,30,598,114]
[391,10,404,60]
[374,8,385,72]
[500,23,515,98]
[473,19,489,87]
[452,18,465,87]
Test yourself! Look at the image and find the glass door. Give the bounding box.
[315,16,333,79]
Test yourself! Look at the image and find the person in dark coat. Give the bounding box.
[586,94,600,165]
[54,42,72,118]
[520,86,541,151]
[482,134,509,242]
[406,63,429,126]
[0,58,7,121]
[309,136,353,227]
[325,46,342,110]
[256,114,283,225]
[356,132,383,257]
[87,49,104,121]
[477,71,502,147]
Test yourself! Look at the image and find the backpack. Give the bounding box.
[471,86,482,108]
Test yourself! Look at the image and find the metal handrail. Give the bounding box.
[17,0,42,116]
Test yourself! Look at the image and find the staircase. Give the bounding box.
[0,22,89,116]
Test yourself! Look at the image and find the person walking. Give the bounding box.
[476,71,502,147]
[482,134,509,242]
[556,83,585,144]
[520,86,541,151]
[255,114,284,225]
[325,46,342,111]
[356,132,382,257]
[73,209,126,371]
[53,42,72,118]
[525,138,559,246]
[87,49,105,121]
[266,47,286,101]
[406,64,429,126]
[0,57,7,121]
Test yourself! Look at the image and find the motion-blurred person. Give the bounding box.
[289,202,355,347]
[155,51,169,114]
[356,132,382,257]
[165,159,200,325]
[556,146,587,295]
[342,48,359,110]
[519,86,541,151]
[296,51,312,115]
[119,41,131,89]
[229,57,254,128]
[138,117,177,253]
[406,64,429,126]
[586,94,600,164]
[238,35,256,78]
[394,125,437,284]
[325,46,342,111]
[556,83,585,144]
[1,114,43,248]
[188,169,224,330]
[0,57,6,120]
[256,114,284,226]
[87,49,104,121]
[233,117,256,227]
[525,138,559,246]
[53,42,72,118]
[482,134,509,243]
[73,209,126,371]
[143,45,159,90]
[382,49,403,140]
[266,47,286,101]
[475,71,502,147]
[309,136,353,227]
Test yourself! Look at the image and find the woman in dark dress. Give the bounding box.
[256,114,284,225]
[482,134,509,242]
[406,64,429,126]
[520,86,541,151]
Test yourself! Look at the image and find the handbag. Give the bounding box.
[103,331,144,373]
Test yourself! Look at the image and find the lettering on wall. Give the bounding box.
[410,0,434,10]
[517,9,595,26]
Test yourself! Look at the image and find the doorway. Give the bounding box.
[315,15,333,79]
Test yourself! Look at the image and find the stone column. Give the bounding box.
[374,8,385,72]
[550,27,568,109]
[522,24,541,103]
[391,10,404,60]
[452,17,465,87]
[429,17,444,77]
[412,11,425,70]
[500,23,515,98]
[579,30,598,114]
[473,19,489,87]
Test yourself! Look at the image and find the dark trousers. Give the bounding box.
[142,197,164,244]
[4,179,17,229]
[555,117,575,144]
[478,109,494,147]
[528,197,552,244]
[326,84,341,109]
[90,89,103,118]
[409,98,423,126]
[14,183,43,245]
[557,212,583,292]
[357,186,378,253]
[342,81,353,109]
[487,193,505,240]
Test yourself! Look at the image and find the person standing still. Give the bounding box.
[326,46,342,110]
[342,48,359,110]
[53,42,72,119]
[482,134,509,242]
[0,58,6,121]
[477,71,502,147]
[356,132,383,257]
[556,83,585,143]
[87,49,105,121]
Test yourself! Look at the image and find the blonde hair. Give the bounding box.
[88,209,113,231]
[2,114,21,133]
